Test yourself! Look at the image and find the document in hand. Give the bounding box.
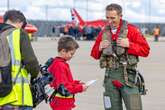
[85,79,97,87]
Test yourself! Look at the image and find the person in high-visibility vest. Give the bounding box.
[153,25,160,42]
[0,10,39,110]
[28,33,32,41]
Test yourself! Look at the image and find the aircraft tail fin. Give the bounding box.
[71,8,85,26]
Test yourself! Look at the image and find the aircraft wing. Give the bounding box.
[85,20,106,28]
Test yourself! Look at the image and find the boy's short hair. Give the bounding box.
[3,9,27,28]
[58,36,79,52]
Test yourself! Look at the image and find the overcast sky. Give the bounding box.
[0,0,165,23]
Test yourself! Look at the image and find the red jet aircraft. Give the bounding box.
[63,8,107,40]
[70,8,106,29]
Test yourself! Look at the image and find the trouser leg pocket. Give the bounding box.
[103,92,112,110]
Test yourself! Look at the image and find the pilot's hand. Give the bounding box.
[116,38,129,48]
[99,40,110,51]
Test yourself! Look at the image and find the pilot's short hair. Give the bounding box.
[58,35,79,52]
[3,10,27,28]
[106,3,122,15]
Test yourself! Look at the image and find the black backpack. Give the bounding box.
[0,28,14,97]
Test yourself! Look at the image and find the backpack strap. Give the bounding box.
[0,27,23,85]
[0,28,15,67]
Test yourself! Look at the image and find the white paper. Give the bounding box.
[85,79,97,86]
[44,85,55,96]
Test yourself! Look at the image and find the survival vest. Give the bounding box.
[100,20,147,94]
[99,20,139,70]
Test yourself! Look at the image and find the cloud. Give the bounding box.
[124,7,165,23]
[154,0,165,9]
[25,6,45,20]
[48,8,70,21]
[31,0,73,8]
[128,1,141,8]
[102,0,123,7]
[158,9,165,14]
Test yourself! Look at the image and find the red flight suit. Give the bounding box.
[91,21,150,59]
[48,57,83,110]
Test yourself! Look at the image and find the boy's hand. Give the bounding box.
[82,84,89,91]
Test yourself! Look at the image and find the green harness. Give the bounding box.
[100,20,139,87]
[99,20,139,70]
[100,20,147,95]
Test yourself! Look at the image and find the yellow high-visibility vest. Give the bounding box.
[0,29,33,106]
[28,33,32,40]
